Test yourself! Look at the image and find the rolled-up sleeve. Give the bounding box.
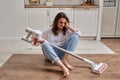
[74,30,82,37]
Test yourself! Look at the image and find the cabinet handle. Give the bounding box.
[47,10,49,16]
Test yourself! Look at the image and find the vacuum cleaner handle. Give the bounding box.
[21,27,95,65]
[50,43,95,65]
[22,27,94,64]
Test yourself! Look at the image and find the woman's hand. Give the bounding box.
[32,37,39,46]
[32,37,45,45]
[65,23,76,32]
[38,38,45,44]
[65,22,69,29]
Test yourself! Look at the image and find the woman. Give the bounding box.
[36,12,81,78]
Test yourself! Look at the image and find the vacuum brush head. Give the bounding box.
[92,63,108,74]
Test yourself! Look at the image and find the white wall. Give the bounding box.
[0,0,26,40]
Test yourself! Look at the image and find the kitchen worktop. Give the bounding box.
[25,4,99,8]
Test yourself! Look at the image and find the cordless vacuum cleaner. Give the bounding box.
[21,27,108,75]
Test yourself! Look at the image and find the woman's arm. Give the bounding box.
[65,23,76,32]
[65,23,81,37]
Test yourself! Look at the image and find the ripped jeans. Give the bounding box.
[41,33,79,63]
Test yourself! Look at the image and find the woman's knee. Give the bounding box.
[65,34,79,51]
[41,40,50,49]
[73,33,79,39]
[70,33,79,43]
[41,41,60,63]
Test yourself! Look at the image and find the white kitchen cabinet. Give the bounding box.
[49,8,74,27]
[25,7,101,39]
[75,8,99,37]
[25,8,49,31]
[101,7,117,37]
[101,0,120,37]
[116,0,120,36]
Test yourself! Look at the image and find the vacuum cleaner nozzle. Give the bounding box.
[92,63,108,74]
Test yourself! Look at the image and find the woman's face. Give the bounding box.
[57,18,67,30]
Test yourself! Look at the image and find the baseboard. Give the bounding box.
[101,37,120,39]
[80,36,96,40]
[0,37,21,40]
[101,35,120,38]
[0,37,97,41]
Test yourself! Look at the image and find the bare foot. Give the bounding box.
[62,67,70,78]
[62,60,74,70]
[54,59,70,78]
[65,64,74,70]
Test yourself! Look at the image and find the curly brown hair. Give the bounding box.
[52,12,70,35]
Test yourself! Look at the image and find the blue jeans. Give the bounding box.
[41,33,79,63]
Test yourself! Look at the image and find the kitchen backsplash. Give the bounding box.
[52,0,82,5]
[25,0,99,5]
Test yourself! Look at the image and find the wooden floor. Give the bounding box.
[101,39,120,53]
[0,39,120,80]
[0,54,120,80]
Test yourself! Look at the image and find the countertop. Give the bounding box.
[25,4,99,8]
